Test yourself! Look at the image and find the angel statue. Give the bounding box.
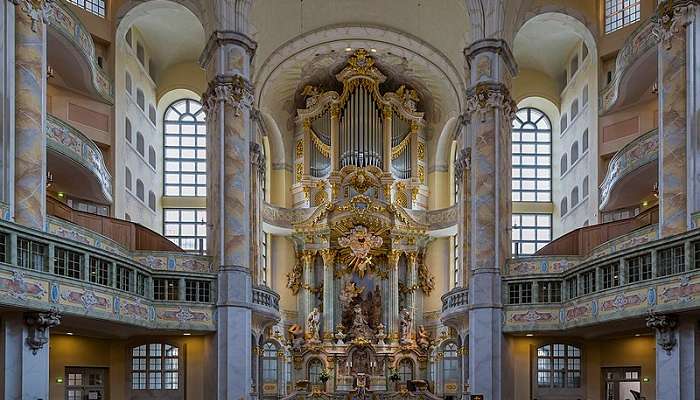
[417,325,431,350]
[305,308,321,343]
[339,281,364,311]
[399,308,414,345]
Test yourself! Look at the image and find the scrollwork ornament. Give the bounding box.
[454,148,471,183]
[201,75,253,119]
[13,0,54,33]
[465,82,517,122]
[646,311,678,355]
[653,0,698,50]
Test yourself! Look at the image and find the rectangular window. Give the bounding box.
[581,270,596,295]
[508,282,532,304]
[153,278,179,301]
[163,208,207,253]
[136,272,147,296]
[54,248,83,279]
[693,241,700,270]
[67,0,106,18]
[512,214,552,256]
[17,238,48,271]
[185,279,211,302]
[601,263,620,289]
[658,246,685,276]
[605,0,641,34]
[566,276,578,299]
[116,265,132,292]
[626,254,652,283]
[538,281,562,303]
[89,257,111,286]
[0,232,6,263]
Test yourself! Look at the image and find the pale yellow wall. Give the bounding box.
[599,98,657,158]
[156,62,207,101]
[505,335,655,400]
[269,169,292,207]
[50,333,211,400]
[272,235,297,313]
[423,237,450,314]
[513,68,561,108]
[428,171,451,211]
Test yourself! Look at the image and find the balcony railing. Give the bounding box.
[47,114,113,204]
[253,285,280,311]
[441,286,468,312]
[0,218,215,330]
[599,128,658,211]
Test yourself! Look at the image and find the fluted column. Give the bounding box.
[387,250,401,342]
[320,248,336,338]
[301,250,315,322]
[464,38,517,400]
[201,24,257,398]
[13,0,50,229]
[406,251,417,316]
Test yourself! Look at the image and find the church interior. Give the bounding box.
[0,0,698,399]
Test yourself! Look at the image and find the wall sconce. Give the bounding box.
[47,65,55,79]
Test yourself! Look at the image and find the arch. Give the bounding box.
[307,358,324,384]
[513,11,598,61]
[512,107,552,203]
[114,0,209,42]
[125,117,132,142]
[397,358,415,383]
[261,341,279,386]
[582,176,589,198]
[582,129,589,153]
[148,191,156,210]
[434,115,462,178]
[136,132,145,156]
[162,97,207,197]
[125,167,132,190]
[148,146,156,169]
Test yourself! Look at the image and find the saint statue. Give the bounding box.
[305,307,321,343]
[399,308,413,345]
[350,304,373,339]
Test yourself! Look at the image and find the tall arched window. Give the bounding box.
[261,342,278,386]
[163,99,207,197]
[571,187,579,207]
[560,154,568,176]
[398,359,414,383]
[442,343,460,389]
[511,108,552,202]
[582,129,589,153]
[308,359,323,384]
[582,176,589,198]
[570,141,579,164]
[560,197,568,216]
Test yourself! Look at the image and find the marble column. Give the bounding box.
[647,313,699,399]
[201,28,257,399]
[250,140,264,284]
[654,0,699,236]
[464,39,517,400]
[320,248,336,339]
[455,144,470,287]
[301,250,315,322]
[387,250,400,342]
[13,0,49,230]
[1,310,61,400]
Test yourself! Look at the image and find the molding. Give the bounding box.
[464,38,518,77]
[653,0,699,50]
[201,74,253,118]
[464,82,517,122]
[199,30,257,67]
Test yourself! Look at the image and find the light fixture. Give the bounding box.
[643,377,650,382]
[642,200,648,207]
[57,192,64,198]
[345,47,352,52]
[370,48,377,53]
[526,333,534,337]
[652,81,658,94]
[653,182,659,198]
[183,333,191,336]
[635,333,641,337]
[47,65,55,79]
[56,377,64,384]
[46,172,54,189]
[66,332,73,336]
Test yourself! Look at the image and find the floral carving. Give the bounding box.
[646,312,678,354]
[465,82,517,122]
[25,309,61,354]
[653,0,697,50]
[202,75,253,118]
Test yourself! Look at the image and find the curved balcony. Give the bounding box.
[252,285,281,328]
[47,1,113,103]
[600,18,657,114]
[599,128,658,211]
[504,225,700,333]
[47,114,112,204]
[440,286,468,328]
[0,218,215,331]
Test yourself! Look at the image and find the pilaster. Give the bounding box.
[320,248,336,338]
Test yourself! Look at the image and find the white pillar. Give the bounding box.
[648,313,699,399]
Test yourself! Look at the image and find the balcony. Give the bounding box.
[440,286,468,329]
[0,218,215,331]
[599,128,658,212]
[47,1,113,103]
[600,18,657,114]
[47,114,113,205]
[504,226,700,333]
[252,284,281,327]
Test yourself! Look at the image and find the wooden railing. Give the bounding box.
[47,196,182,252]
[535,205,659,256]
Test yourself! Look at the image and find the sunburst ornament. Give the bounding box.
[338,225,383,277]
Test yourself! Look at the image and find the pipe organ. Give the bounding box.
[294,49,427,209]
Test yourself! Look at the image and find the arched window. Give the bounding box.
[443,343,460,383]
[560,154,568,176]
[571,187,579,207]
[511,108,552,202]
[131,343,179,390]
[125,167,132,191]
[582,85,589,106]
[148,191,156,210]
[308,359,323,384]
[149,146,156,169]
[560,197,568,216]
[136,132,145,156]
[536,343,581,388]
[262,342,278,385]
[125,71,132,95]
[570,99,579,120]
[571,141,579,164]
[136,89,145,110]
[582,129,589,153]
[149,104,156,125]
[136,179,144,201]
[163,99,207,197]
[125,117,132,143]
[582,176,589,198]
[560,114,568,133]
[570,55,579,76]
[67,0,105,17]
[398,359,414,383]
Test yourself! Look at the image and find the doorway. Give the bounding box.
[602,367,642,400]
[65,367,107,400]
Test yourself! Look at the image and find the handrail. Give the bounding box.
[441,286,468,312]
[252,285,280,311]
[46,114,113,203]
[47,196,183,252]
[599,128,658,210]
[534,205,658,257]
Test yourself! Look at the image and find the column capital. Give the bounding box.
[464,38,518,77]
[13,0,53,32]
[24,309,61,355]
[387,250,401,269]
[300,250,315,264]
[202,74,254,118]
[319,248,336,266]
[199,30,257,67]
[464,82,517,122]
[646,311,679,355]
[653,0,698,50]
